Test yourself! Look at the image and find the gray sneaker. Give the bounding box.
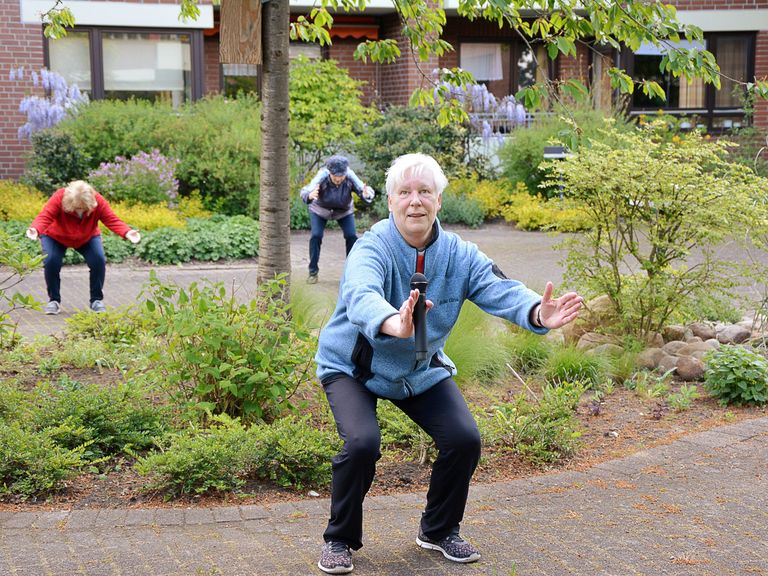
[416,528,481,563]
[307,273,319,285]
[90,300,106,313]
[318,541,353,574]
[43,301,61,315]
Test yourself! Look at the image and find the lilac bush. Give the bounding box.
[433,72,527,142]
[9,67,88,139]
[88,150,180,206]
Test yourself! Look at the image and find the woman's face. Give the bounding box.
[329,173,347,186]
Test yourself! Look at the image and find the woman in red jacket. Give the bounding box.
[26,180,141,315]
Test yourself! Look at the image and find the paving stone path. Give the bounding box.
[4,224,768,575]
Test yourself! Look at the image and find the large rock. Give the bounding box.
[576,332,616,351]
[688,322,716,341]
[657,353,678,375]
[717,325,751,344]
[561,295,616,345]
[662,341,688,355]
[675,356,705,381]
[637,348,663,370]
[588,343,625,356]
[677,341,718,356]
[662,325,687,342]
[645,332,665,348]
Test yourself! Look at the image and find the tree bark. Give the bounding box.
[257,0,291,294]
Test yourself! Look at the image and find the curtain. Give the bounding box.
[461,43,503,81]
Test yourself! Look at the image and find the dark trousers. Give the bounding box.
[308,212,357,275]
[41,235,106,304]
[322,374,481,550]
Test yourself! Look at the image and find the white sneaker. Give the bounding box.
[90,300,106,313]
[43,301,61,315]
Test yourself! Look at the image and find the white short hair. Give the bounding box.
[385,153,448,197]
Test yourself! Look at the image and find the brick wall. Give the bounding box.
[0,0,44,180]
[204,35,221,95]
[755,30,768,129]
[378,14,439,106]
[328,40,379,105]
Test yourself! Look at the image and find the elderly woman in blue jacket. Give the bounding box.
[300,155,375,284]
[315,153,584,575]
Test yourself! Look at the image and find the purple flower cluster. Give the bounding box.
[434,76,527,142]
[9,67,88,139]
[88,149,180,205]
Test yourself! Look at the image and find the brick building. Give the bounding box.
[2,0,767,180]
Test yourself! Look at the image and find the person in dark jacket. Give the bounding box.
[316,153,584,574]
[26,180,140,314]
[300,155,375,284]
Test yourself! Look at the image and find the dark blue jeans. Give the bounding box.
[309,212,357,275]
[40,235,106,304]
[321,374,481,550]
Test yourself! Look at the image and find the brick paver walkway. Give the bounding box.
[4,225,768,575]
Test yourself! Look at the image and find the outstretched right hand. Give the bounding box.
[25,227,38,241]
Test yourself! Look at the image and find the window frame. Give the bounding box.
[623,32,756,131]
[44,26,204,102]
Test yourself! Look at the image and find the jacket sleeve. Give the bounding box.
[464,241,548,334]
[346,168,374,204]
[300,168,329,203]
[30,189,63,232]
[340,241,400,342]
[95,193,131,237]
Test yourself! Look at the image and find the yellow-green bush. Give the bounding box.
[501,190,590,232]
[467,180,519,219]
[177,192,211,219]
[0,181,46,221]
[107,202,186,232]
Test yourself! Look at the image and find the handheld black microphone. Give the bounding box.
[410,273,428,361]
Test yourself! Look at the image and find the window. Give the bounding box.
[221,42,322,98]
[460,41,550,101]
[626,33,755,130]
[46,27,203,105]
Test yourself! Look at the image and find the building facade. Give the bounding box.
[2,0,767,180]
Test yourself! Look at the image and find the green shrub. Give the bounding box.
[135,415,251,497]
[0,422,86,498]
[136,216,260,265]
[355,105,469,195]
[556,120,768,337]
[540,346,608,388]
[498,109,630,195]
[0,228,43,348]
[444,302,514,385]
[505,330,552,374]
[29,377,168,459]
[164,96,262,216]
[57,96,262,216]
[438,191,485,228]
[65,306,150,345]
[21,131,91,193]
[290,194,311,230]
[250,415,339,489]
[486,381,584,465]
[668,384,700,412]
[289,56,379,178]
[142,274,315,422]
[88,149,180,206]
[704,345,768,406]
[136,414,337,496]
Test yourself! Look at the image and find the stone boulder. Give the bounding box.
[561,295,616,345]
[662,325,687,342]
[636,348,663,370]
[576,332,616,351]
[662,341,688,355]
[675,356,705,381]
[717,325,751,344]
[688,322,716,341]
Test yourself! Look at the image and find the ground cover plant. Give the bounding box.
[1,287,766,508]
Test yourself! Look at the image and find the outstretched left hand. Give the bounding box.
[538,281,583,329]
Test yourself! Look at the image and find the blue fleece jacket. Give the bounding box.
[315,217,548,399]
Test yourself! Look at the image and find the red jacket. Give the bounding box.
[31,188,131,249]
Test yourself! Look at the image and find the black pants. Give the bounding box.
[322,374,481,550]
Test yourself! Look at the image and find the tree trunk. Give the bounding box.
[257,0,291,294]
